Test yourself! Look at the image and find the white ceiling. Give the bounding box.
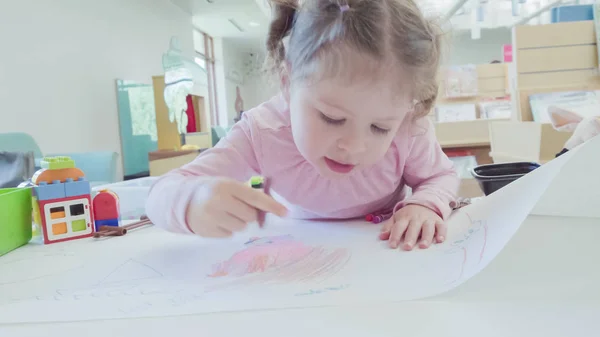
[171,0,590,52]
[171,0,270,51]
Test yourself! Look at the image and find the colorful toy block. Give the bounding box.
[93,189,120,221]
[31,155,95,244]
[94,218,119,231]
[41,156,75,170]
[34,180,66,201]
[64,177,91,197]
[36,195,94,244]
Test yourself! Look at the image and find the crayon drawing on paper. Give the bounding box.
[443,212,489,285]
[206,234,351,291]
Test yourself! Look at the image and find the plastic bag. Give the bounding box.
[0,151,34,188]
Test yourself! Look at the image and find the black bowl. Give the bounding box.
[471,162,540,196]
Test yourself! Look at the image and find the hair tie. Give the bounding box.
[340,4,350,12]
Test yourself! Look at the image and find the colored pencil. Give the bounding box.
[257,177,271,228]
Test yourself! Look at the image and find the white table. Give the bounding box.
[2,214,599,337]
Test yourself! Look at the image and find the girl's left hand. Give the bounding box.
[379,205,446,251]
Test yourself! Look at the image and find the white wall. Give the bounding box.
[216,40,279,126]
[212,37,229,127]
[0,0,194,179]
[444,28,512,65]
[242,72,279,111]
[221,39,246,125]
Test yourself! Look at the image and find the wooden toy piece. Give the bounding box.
[93,216,152,239]
[31,156,95,244]
[92,189,120,231]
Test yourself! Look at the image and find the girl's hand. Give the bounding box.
[378,205,446,251]
[186,178,288,237]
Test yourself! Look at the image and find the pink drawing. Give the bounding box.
[208,235,314,278]
[206,235,351,290]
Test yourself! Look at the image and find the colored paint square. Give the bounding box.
[70,203,85,216]
[71,219,86,232]
[50,206,66,219]
[52,222,67,235]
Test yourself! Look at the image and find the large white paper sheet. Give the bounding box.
[0,136,598,324]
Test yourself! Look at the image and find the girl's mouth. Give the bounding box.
[324,157,355,174]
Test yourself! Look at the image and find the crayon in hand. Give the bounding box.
[248,176,271,228]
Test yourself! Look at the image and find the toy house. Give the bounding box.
[92,189,120,231]
[31,156,94,244]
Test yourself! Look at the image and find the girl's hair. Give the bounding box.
[266,0,442,119]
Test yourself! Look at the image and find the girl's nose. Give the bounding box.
[337,133,367,155]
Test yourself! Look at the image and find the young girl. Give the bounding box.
[146,0,460,251]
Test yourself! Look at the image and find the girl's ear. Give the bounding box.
[280,61,291,103]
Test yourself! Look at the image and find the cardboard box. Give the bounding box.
[489,121,572,164]
[458,178,484,198]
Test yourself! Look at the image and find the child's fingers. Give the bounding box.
[220,213,249,232]
[227,197,259,224]
[388,218,409,249]
[380,216,394,232]
[193,221,232,238]
[203,205,247,234]
[209,227,233,238]
[419,220,435,249]
[402,220,422,251]
[378,217,394,240]
[435,220,447,243]
[234,183,288,217]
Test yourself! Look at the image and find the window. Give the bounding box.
[194,57,206,70]
[195,30,219,126]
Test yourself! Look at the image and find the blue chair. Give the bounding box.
[0,132,43,158]
[0,132,120,187]
[211,126,231,147]
[48,152,119,187]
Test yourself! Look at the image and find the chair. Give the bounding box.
[211,126,230,147]
[0,132,120,186]
[0,133,43,158]
[48,152,119,187]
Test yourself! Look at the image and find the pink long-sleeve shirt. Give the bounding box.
[146,94,460,233]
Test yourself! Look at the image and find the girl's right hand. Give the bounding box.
[186,178,288,237]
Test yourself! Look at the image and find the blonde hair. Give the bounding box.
[266,0,442,119]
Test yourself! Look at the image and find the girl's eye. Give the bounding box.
[320,112,345,125]
[371,125,390,135]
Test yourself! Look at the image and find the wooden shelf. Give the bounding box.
[435,119,508,149]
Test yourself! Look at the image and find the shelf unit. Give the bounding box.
[434,63,509,149]
[489,21,600,164]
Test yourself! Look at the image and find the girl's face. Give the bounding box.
[286,75,413,178]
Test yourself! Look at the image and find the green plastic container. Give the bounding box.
[0,187,33,256]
